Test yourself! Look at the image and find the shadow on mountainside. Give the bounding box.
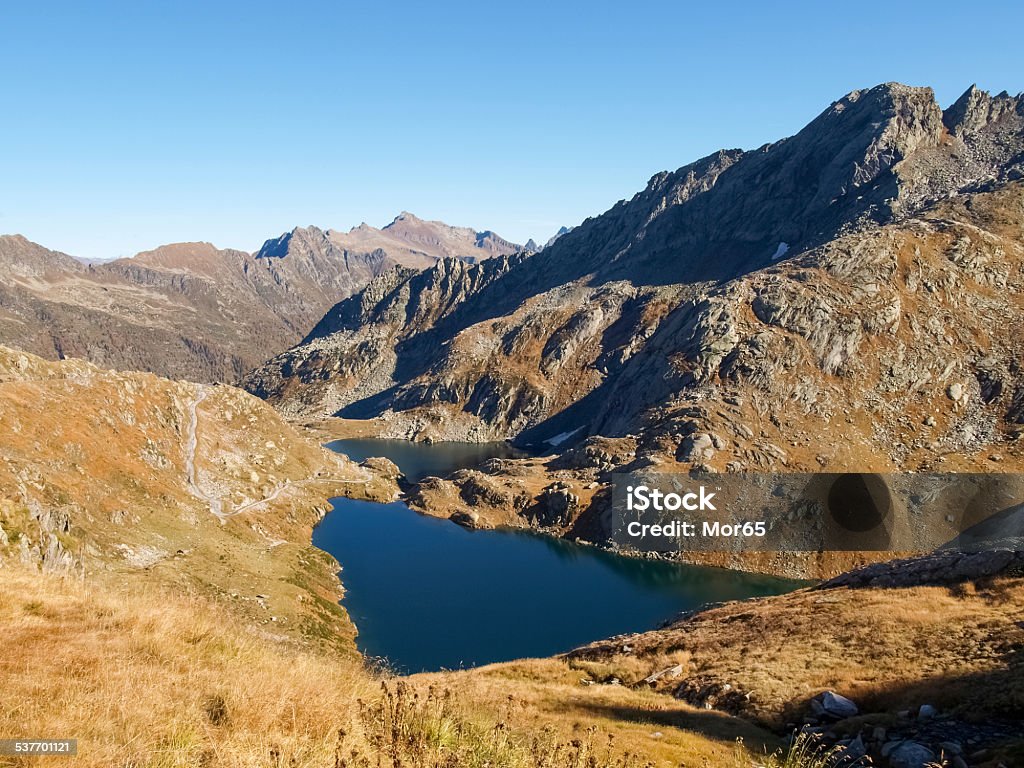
[335,383,403,420]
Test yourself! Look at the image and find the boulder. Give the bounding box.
[641,664,684,685]
[838,735,866,760]
[552,436,636,471]
[450,510,481,529]
[938,741,962,756]
[678,432,716,463]
[674,676,752,715]
[535,485,580,527]
[809,691,858,720]
[888,741,936,768]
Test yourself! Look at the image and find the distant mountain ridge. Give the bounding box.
[257,212,521,269]
[544,226,572,249]
[0,214,520,382]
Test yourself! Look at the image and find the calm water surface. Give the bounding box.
[319,439,802,673]
[325,437,529,482]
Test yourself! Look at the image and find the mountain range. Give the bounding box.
[241,83,1024,563]
[0,213,520,382]
[266,212,522,267]
[3,82,1023,569]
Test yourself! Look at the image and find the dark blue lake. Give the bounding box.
[313,490,803,673]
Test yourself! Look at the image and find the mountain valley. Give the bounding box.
[2,80,1024,768]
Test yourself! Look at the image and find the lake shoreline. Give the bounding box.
[316,438,804,674]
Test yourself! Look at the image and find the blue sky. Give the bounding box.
[3,1,1021,260]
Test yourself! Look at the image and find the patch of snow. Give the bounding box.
[771,242,790,261]
[547,426,584,446]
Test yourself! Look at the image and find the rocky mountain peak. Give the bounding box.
[812,82,944,188]
[0,234,83,277]
[0,224,395,383]
[129,241,236,271]
[943,83,1024,137]
[474,230,519,256]
[255,226,333,261]
[388,211,421,225]
[258,215,519,270]
[534,82,1019,287]
[544,226,571,249]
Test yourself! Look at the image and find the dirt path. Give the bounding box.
[185,386,369,523]
[185,387,226,520]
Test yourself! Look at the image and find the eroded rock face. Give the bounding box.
[817,550,1024,589]
[550,437,637,471]
[943,85,1024,138]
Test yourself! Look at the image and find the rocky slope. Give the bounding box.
[566,550,1024,767]
[0,235,389,382]
[0,346,397,648]
[0,215,519,382]
[245,84,1024,566]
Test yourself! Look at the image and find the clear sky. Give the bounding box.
[3,1,1021,260]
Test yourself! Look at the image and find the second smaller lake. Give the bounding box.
[325,437,529,482]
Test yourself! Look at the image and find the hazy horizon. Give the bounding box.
[3,0,1022,260]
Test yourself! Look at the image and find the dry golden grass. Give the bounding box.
[0,566,798,768]
[570,577,1024,727]
[0,566,374,768]
[418,658,784,768]
[0,347,401,652]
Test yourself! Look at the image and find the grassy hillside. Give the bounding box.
[568,552,1024,765]
[0,346,397,650]
[5,556,1021,767]
[0,566,790,768]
